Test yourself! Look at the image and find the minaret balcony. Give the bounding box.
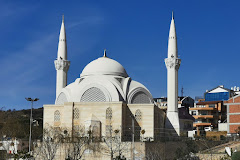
[54,60,70,71]
[165,58,181,70]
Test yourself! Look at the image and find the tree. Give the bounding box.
[34,126,63,160]
[145,141,165,160]
[103,125,130,160]
[232,151,240,160]
[234,126,240,138]
[64,125,101,160]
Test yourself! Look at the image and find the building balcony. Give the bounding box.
[193,123,212,127]
[189,107,215,111]
[193,115,214,119]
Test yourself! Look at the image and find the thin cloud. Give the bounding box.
[68,16,105,29]
[0,1,38,20]
[0,33,56,97]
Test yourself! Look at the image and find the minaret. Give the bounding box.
[165,12,181,136]
[54,15,70,98]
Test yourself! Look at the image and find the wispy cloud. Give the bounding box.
[0,1,38,20]
[68,16,105,29]
[0,32,56,104]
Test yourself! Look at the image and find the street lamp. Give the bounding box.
[25,97,39,154]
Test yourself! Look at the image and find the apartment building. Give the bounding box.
[190,101,226,132]
[189,85,233,135]
[224,94,240,135]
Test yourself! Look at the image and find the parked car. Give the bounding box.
[204,126,213,131]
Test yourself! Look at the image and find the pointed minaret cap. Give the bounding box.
[172,11,174,20]
[103,49,107,57]
[58,14,67,60]
[62,14,64,23]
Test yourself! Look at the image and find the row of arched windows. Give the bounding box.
[54,108,142,123]
[105,107,142,122]
[54,108,80,122]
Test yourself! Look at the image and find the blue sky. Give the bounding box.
[0,0,240,110]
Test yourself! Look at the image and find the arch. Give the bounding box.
[80,87,106,102]
[56,92,68,105]
[73,108,80,119]
[54,110,61,122]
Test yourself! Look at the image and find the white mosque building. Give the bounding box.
[44,16,166,140]
[42,13,181,159]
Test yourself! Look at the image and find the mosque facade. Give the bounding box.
[44,16,165,141]
[42,13,181,159]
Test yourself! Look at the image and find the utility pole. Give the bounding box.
[130,114,135,160]
[181,86,184,97]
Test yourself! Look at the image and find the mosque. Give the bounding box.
[43,13,181,158]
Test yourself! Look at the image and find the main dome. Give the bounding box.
[80,56,128,77]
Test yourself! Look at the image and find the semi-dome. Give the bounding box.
[80,56,128,78]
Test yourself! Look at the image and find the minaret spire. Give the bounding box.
[168,11,177,58]
[54,16,70,99]
[165,12,181,136]
[58,15,67,60]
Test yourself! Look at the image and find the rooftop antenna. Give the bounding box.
[181,86,184,97]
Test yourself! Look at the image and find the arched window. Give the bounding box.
[131,92,151,104]
[56,92,68,105]
[80,87,106,102]
[106,107,112,120]
[73,108,80,119]
[54,110,61,122]
[135,109,142,123]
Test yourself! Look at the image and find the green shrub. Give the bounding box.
[232,151,240,160]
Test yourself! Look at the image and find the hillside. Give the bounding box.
[0,108,43,140]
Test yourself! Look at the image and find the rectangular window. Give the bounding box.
[200,111,208,115]
[209,104,215,108]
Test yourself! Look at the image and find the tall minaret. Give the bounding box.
[54,15,70,98]
[165,12,181,136]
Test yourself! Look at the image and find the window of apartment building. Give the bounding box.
[209,104,215,108]
[195,119,200,123]
[205,92,229,101]
[200,110,208,115]
[192,111,196,115]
